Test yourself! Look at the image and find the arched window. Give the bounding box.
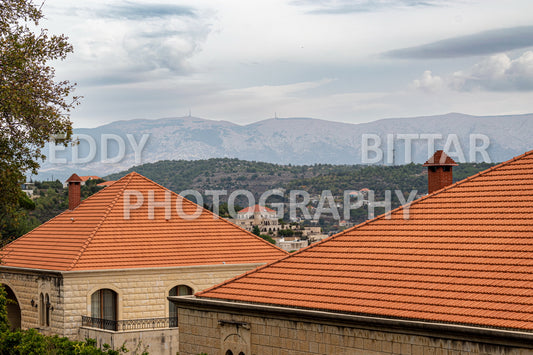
[39,293,45,326]
[168,285,193,327]
[91,289,117,330]
[225,351,233,355]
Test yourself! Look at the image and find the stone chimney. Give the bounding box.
[422,150,458,194]
[66,173,83,210]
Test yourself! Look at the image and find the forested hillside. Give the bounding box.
[106,158,495,198]
[4,159,496,241]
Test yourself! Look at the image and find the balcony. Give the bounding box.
[81,315,177,331]
[80,316,179,354]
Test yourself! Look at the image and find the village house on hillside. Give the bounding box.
[231,204,327,252]
[61,175,101,188]
[171,150,533,355]
[0,172,287,354]
[231,204,282,234]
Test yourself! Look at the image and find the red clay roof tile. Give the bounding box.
[79,175,101,182]
[197,150,533,332]
[1,172,287,271]
[238,205,276,213]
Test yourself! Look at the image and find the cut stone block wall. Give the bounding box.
[1,269,64,336]
[176,302,533,355]
[61,264,264,338]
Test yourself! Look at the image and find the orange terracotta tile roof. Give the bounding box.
[238,205,276,213]
[1,172,287,271]
[79,175,101,182]
[198,150,533,332]
[97,181,115,187]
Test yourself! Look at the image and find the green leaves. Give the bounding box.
[0,0,78,235]
[0,286,9,334]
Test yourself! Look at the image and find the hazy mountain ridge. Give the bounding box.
[36,113,533,181]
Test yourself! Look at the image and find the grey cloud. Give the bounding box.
[97,2,196,20]
[452,52,533,91]
[385,26,533,59]
[80,73,143,87]
[122,21,211,74]
[411,51,533,92]
[72,4,212,86]
[291,0,440,14]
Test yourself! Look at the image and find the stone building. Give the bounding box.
[231,205,282,234]
[171,150,533,355]
[0,172,287,354]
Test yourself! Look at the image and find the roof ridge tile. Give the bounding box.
[67,173,135,271]
[130,172,288,254]
[1,174,121,259]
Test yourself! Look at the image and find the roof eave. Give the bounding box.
[0,265,63,275]
[0,262,267,275]
[169,296,533,349]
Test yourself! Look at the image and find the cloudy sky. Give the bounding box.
[43,0,533,128]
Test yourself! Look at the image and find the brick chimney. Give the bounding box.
[422,150,458,194]
[66,173,83,210]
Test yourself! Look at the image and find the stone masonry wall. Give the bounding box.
[62,264,263,339]
[0,269,64,336]
[178,307,533,355]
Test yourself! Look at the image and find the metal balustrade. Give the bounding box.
[81,316,177,331]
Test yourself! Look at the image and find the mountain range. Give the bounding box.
[36,112,533,181]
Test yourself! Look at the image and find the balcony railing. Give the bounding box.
[81,316,177,332]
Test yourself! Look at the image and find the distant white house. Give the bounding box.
[21,182,35,197]
[62,175,101,188]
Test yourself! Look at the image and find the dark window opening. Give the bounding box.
[91,289,117,330]
[39,293,45,326]
[169,285,193,327]
[45,293,50,327]
[3,285,21,330]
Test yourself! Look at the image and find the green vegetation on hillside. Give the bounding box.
[105,158,495,232]
[1,158,496,242]
[106,158,495,199]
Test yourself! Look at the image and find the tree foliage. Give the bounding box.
[0,0,78,229]
[259,234,276,245]
[252,225,260,236]
[0,286,9,334]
